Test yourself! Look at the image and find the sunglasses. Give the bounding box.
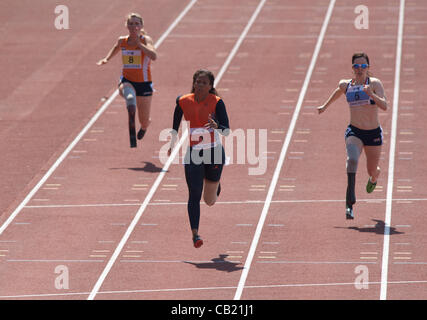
[352,63,369,69]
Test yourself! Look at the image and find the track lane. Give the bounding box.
[89,0,272,300]
[238,0,403,300]
[385,0,427,300]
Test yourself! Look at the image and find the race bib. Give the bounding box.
[346,85,371,107]
[122,49,142,69]
[190,127,217,150]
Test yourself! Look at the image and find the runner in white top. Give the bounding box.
[317,52,388,219]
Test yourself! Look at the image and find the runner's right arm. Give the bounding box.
[317,79,348,114]
[97,37,123,65]
[168,97,183,155]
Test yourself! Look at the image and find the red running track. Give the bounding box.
[0,0,426,302]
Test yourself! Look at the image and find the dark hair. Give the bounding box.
[352,52,372,76]
[352,52,370,65]
[191,69,219,96]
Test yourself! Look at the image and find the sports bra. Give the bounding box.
[345,77,375,107]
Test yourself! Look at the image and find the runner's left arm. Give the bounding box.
[206,99,230,136]
[138,35,157,60]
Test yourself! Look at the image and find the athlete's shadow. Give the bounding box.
[335,219,404,235]
[134,161,165,173]
[110,161,166,173]
[184,254,244,273]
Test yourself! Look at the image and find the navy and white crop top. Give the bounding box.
[345,77,375,107]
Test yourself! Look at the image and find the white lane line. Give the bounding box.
[88,0,268,300]
[0,94,118,236]
[7,259,104,262]
[22,197,427,209]
[119,260,240,263]
[380,0,405,301]
[233,0,336,300]
[214,0,268,82]
[256,261,376,265]
[2,279,427,299]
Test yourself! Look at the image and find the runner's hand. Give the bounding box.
[168,131,178,156]
[204,114,218,129]
[363,84,373,97]
[96,58,108,65]
[317,105,327,114]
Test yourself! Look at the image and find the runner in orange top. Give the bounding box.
[97,13,157,148]
[168,69,230,248]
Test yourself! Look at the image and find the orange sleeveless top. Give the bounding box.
[178,93,221,149]
[120,36,152,82]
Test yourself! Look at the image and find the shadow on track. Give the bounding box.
[110,161,166,173]
[184,254,244,273]
[335,219,405,235]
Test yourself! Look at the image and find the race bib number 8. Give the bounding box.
[122,50,142,69]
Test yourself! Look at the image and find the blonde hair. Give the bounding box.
[125,13,146,35]
[126,13,143,26]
